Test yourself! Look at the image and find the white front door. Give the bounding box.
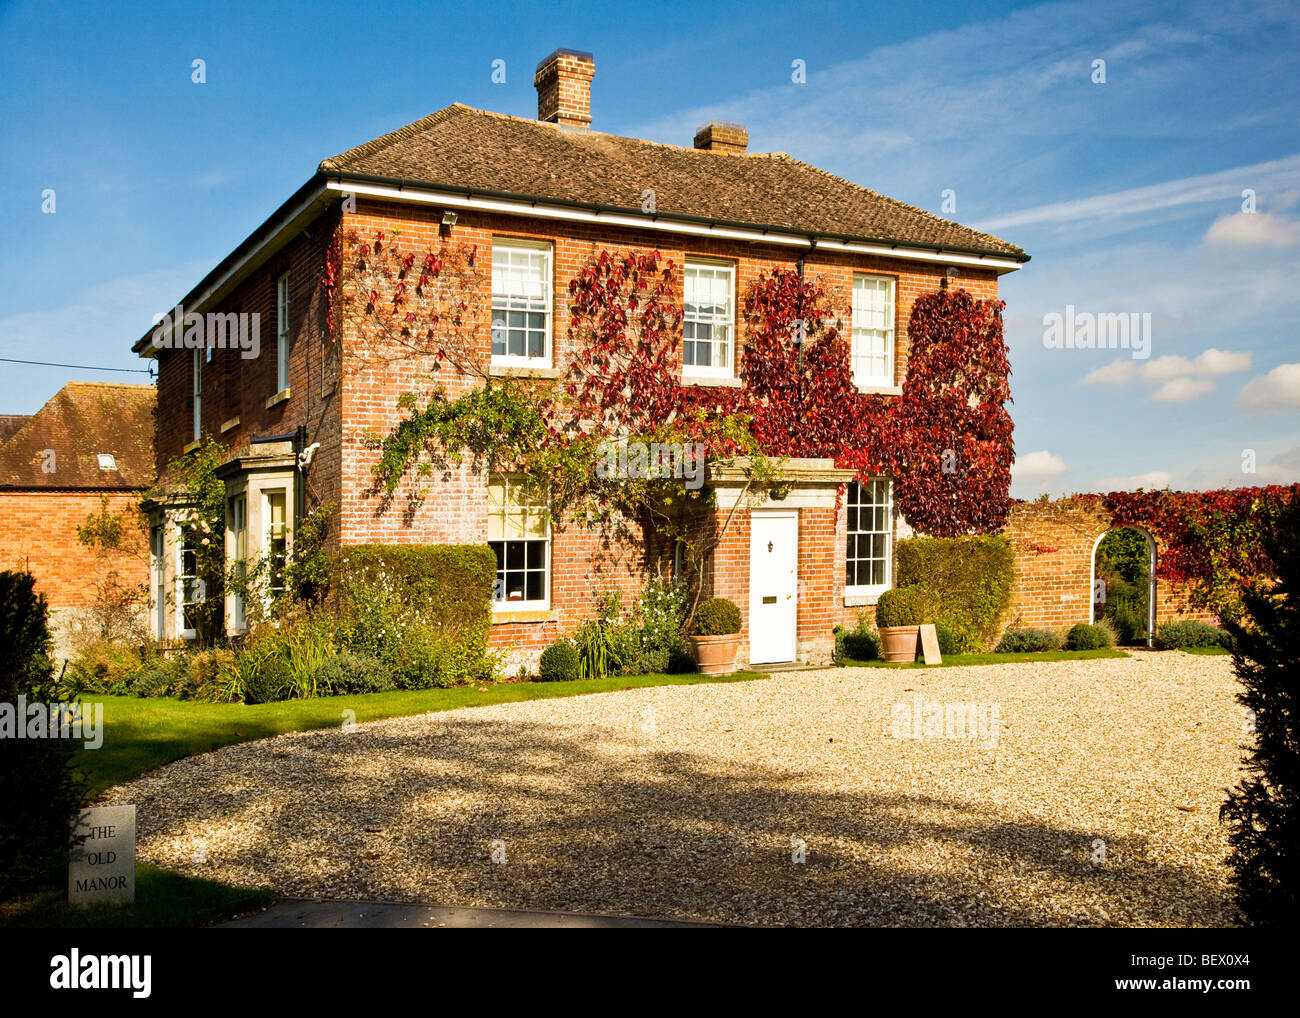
[749,511,798,664]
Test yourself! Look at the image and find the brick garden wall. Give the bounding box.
[1001,498,1216,637]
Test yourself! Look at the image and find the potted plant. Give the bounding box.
[689,597,743,674]
[874,586,932,662]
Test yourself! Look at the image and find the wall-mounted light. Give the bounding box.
[440,210,458,237]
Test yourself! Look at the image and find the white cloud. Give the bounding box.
[1142,348,1251,381]
[1151,377,1214,403]
[1081,359,1136,385]
[1011,449,1068,479]
[1237,362,1300,413]
[1093,470,1173,492]
[976,156,1300,232]
[1204,211,1300,248]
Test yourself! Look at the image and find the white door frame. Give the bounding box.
[749,509,799,664]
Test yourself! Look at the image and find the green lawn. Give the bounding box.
[76,671,761,797]
[839,648,1130,669]
[1174,645,1231,655]
[0,863,275,929]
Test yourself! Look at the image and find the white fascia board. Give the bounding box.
[325,180,1024,274]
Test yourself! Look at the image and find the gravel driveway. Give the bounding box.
[105,652,1245,927]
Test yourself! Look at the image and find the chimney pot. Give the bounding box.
[535,49,595,129]
[694,121,748,154]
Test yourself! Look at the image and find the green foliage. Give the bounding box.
[335,544,496,688]
[1220,500,1300,926]
[1096,528,1151,644]
[124,656,190,698]
[75,495,149,644]
[539,641,580,682]
[574,621,613,680]
[690,597,742,636]
[0,571,86,900]
[312,654,396,696]
[152,437,227,645]
[68,639,144,693]
[284,501,336,608]
[1066,622,1115,651]
[894,535,1015,651]
[875,585,934,628]
[1155,619,1231,650]
[637,576,688,655]
[933,621,959,656]
[995,627,1065,653]
[835,611,881,662]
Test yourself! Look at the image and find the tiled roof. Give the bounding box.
[0,383,155,489]
[320,104,1027,261]
[0,415,31,446]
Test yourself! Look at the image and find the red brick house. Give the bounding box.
[0,382,155,657]
[131,49,1029,668]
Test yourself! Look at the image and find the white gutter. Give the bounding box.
[323,180,1025,274]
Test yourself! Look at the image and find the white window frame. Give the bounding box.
[264,489,289,604]
[845,478,893,596]
[683,260,735,378]
[276,271,290,392]
[488,473,551,611]
[490,239,552,367]
[229,494,248,632]
[191,349,202,442]
[177,524,204,640]
[851,274,896,388]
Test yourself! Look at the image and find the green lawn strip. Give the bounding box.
[838,649,1131,669]
[77,671,762,797]
[0,863,275,929]
[1175,645,1231,655]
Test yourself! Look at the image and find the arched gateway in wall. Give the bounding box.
[999,498,1212,640]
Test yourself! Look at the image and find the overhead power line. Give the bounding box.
[0,356,153,375]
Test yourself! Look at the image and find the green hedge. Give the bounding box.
[895,535,1015,652]
[336,544,497,687]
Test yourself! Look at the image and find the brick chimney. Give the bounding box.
[534,49,595,129]
[694,121,748,154]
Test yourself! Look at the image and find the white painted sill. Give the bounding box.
[855,383,902,396]
[683,374,741,388]
[489,365,560,379]
[844,590,887,607]
[220,416,241,434]
[491,608,558,625]
[265,388,291,408]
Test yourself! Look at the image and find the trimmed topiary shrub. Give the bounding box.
[691,597,742,636]
[538,640,580,682]
[995,627,1065,653]
[1066,622,1114,651]
[1155,619,1231,650]
[895,535,1015,652]
[875,585,933,628]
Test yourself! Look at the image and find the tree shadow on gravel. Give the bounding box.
[128,716,1233,928]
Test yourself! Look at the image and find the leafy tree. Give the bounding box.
[1220,501,1300,925]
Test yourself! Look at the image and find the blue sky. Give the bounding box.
[1,0,1297,497]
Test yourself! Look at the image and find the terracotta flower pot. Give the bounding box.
[878,625,921,663]
[690,633,741,675]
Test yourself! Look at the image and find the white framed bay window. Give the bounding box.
[488,474,550,610]
[845,478,892,595]
[683,260,734,376]
[851,274,896,388]
[491,239,552,366]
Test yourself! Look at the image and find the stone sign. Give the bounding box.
[919,624,942,666]
[68,805,135,907]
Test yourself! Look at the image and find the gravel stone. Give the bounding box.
[104,652,1243,927]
